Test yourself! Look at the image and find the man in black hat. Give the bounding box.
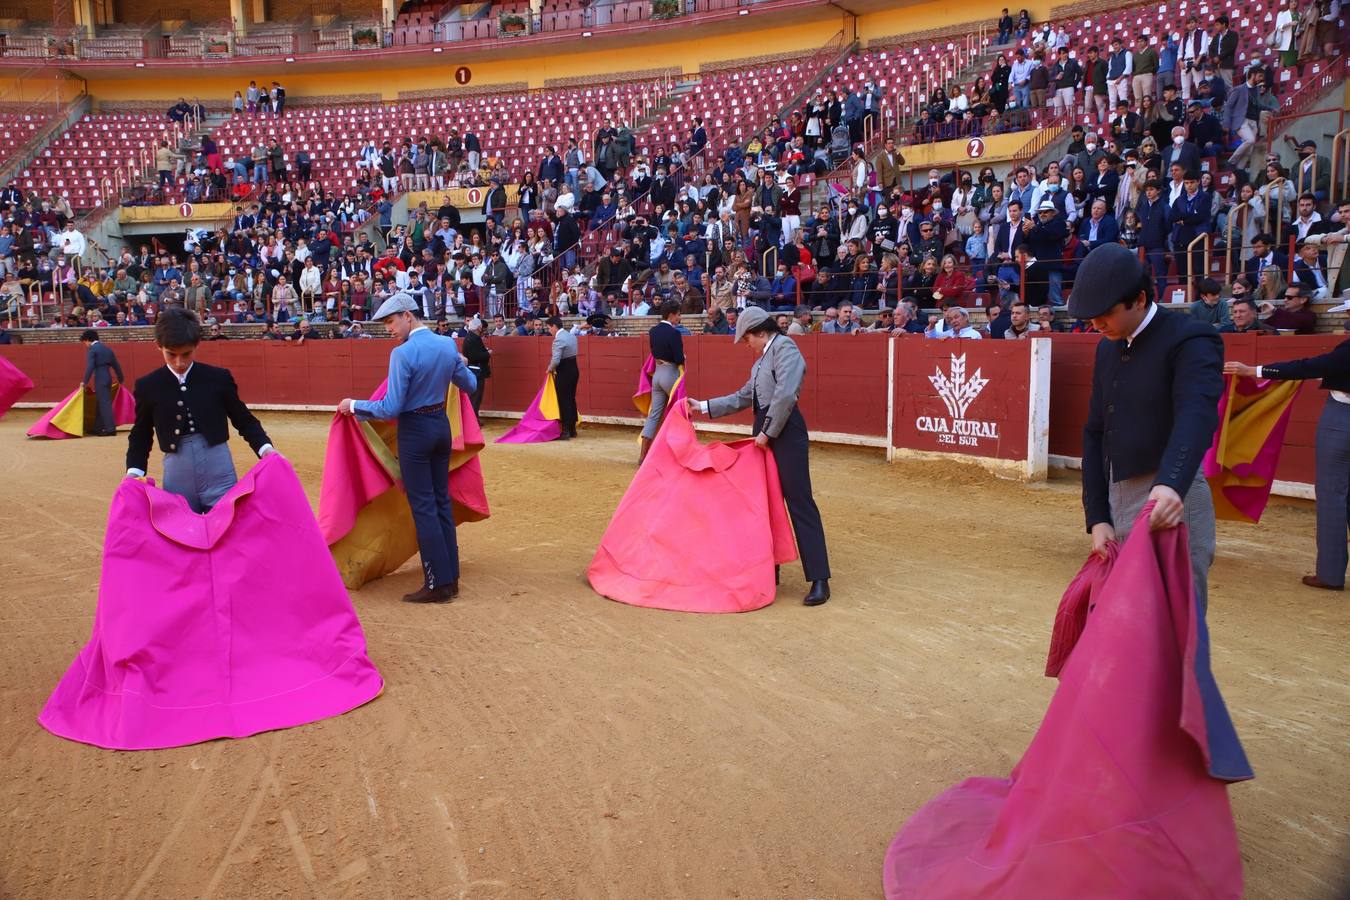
[1072,242,1222,597]
[1072,243,1253,784]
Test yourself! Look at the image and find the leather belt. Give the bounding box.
[409,403,446,415]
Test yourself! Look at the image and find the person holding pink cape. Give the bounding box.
[544,316,579,440]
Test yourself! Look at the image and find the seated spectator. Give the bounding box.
[1292,240,1333,299]
[822,301,861,333]
[932,255,974,308]
[924,305,982,339]
[1219,297,1278,333]
[1002,301,1040,339]
[1264,285,1318,333]
[1189,277,1231,328]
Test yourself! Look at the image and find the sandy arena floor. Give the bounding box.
[0,409,1347,900]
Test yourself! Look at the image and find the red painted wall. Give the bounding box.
[891,336,1031,461]
[1045,332,1342,484]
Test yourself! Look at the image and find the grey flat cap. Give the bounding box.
[734,306,770,343]
[1067,243,1147,319]
[371,291,418,321]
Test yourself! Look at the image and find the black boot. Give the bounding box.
[402,581,458,603]
[803,580,830,606]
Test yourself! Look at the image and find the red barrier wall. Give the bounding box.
[891,336,1033,461]
[1045,332,1342,485]
[2,334,893,439]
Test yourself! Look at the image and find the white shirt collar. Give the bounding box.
[761,333,777,356]
[169,362,194,384]
[1126,302,1158,346]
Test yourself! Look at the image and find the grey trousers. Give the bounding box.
[1109,469,1216,613]
[642,363,680,440]
[1314,396,1350,587]
[163,433,238,514]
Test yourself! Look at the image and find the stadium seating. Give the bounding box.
[16,113,181,210]
[0,111,52,169]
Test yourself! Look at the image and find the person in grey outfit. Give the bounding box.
[545,316,579,439]
[80,329,124,436]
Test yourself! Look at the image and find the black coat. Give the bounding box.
[463,332,491,378]
[1082,306,1223,531]
[127,362,271,472]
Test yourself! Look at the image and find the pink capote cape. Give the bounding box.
[26,382,136,439]
[319,381,489,590]
[495,373,562,443]
[39,454,383,751]
[0,354,34,419]
[587,395,799,613]
[882,503,1243,899]
[1202,374,1303,524]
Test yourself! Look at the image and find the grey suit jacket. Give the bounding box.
[84,341,124,387]
[707,335,805,439]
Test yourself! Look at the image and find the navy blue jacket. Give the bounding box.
[1024,214,1069,268]
[1136,194,1170,250]
[1082,305,1223,531]
[1169,189,1212,247]
[1077,214,1121,253]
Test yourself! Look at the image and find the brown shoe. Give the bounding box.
[402,583,456,603]
[1301,575,1344,591]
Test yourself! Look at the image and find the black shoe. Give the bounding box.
[803,580,830,606]
[774,565,781,585]
[556,431,571,441]
[402,582,456,603]
[568,425,578,438]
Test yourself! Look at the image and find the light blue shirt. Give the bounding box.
[353,327,476,420]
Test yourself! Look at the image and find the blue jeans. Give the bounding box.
[1047,268,1064,305]
[1146,248,1168,302]
[1013,84,1031,109]
[397,410,459,588]
[252,166,268,184]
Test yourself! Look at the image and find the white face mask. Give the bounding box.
[1085,142,1097,151]
[932,203,944,211]
[929,178,940,186]
[1173,135,1185,145]
[848,206,858,214]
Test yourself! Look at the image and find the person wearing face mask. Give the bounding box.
[870,203,900,264]
[1073,132,1106,177]
[843,200,870,243]
[1161,125,1201,175]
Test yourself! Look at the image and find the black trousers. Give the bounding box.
[468,367,486,416]
[92,370,115,435]
[554,356,579,433]
[757,405,831,582]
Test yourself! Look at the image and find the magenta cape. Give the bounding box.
[318,381,489,590]
[1202,374,1303,524]
[0,354,34,419]
[26,382,135,439]
[39,454,383,750]
[495,373,562,443]
[587,398,799,613]
[882,503,1244,899]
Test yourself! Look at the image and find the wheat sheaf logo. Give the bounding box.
[929,354,989,419]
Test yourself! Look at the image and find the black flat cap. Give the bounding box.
[1068,243,1147,319]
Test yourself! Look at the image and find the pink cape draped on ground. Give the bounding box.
[318,381,489,590]
[0,354,34,419]
[882,503,1243,899]
[495,373,562,443]
[38,454,384,751]
[587,394,799,613]
[26,382,135,439]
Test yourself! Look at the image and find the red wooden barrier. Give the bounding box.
[1044,332,1343,488]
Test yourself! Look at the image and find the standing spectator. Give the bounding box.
[1170,171,1212,291]
[1010,49,1034,109]
[1207,16,1238,87]
[1223,66,1266,171]
[1106,36,1133,110]
[270,81,286,116]
[1081,45,1109,125]
[997,7,1014,43]
[1132,36,1159,102]
[1157,32,1179,97]
[155,141,180,186]
[1028,52,1050,110]
[1178,16,1207,100]
[1051,47,1081,114]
